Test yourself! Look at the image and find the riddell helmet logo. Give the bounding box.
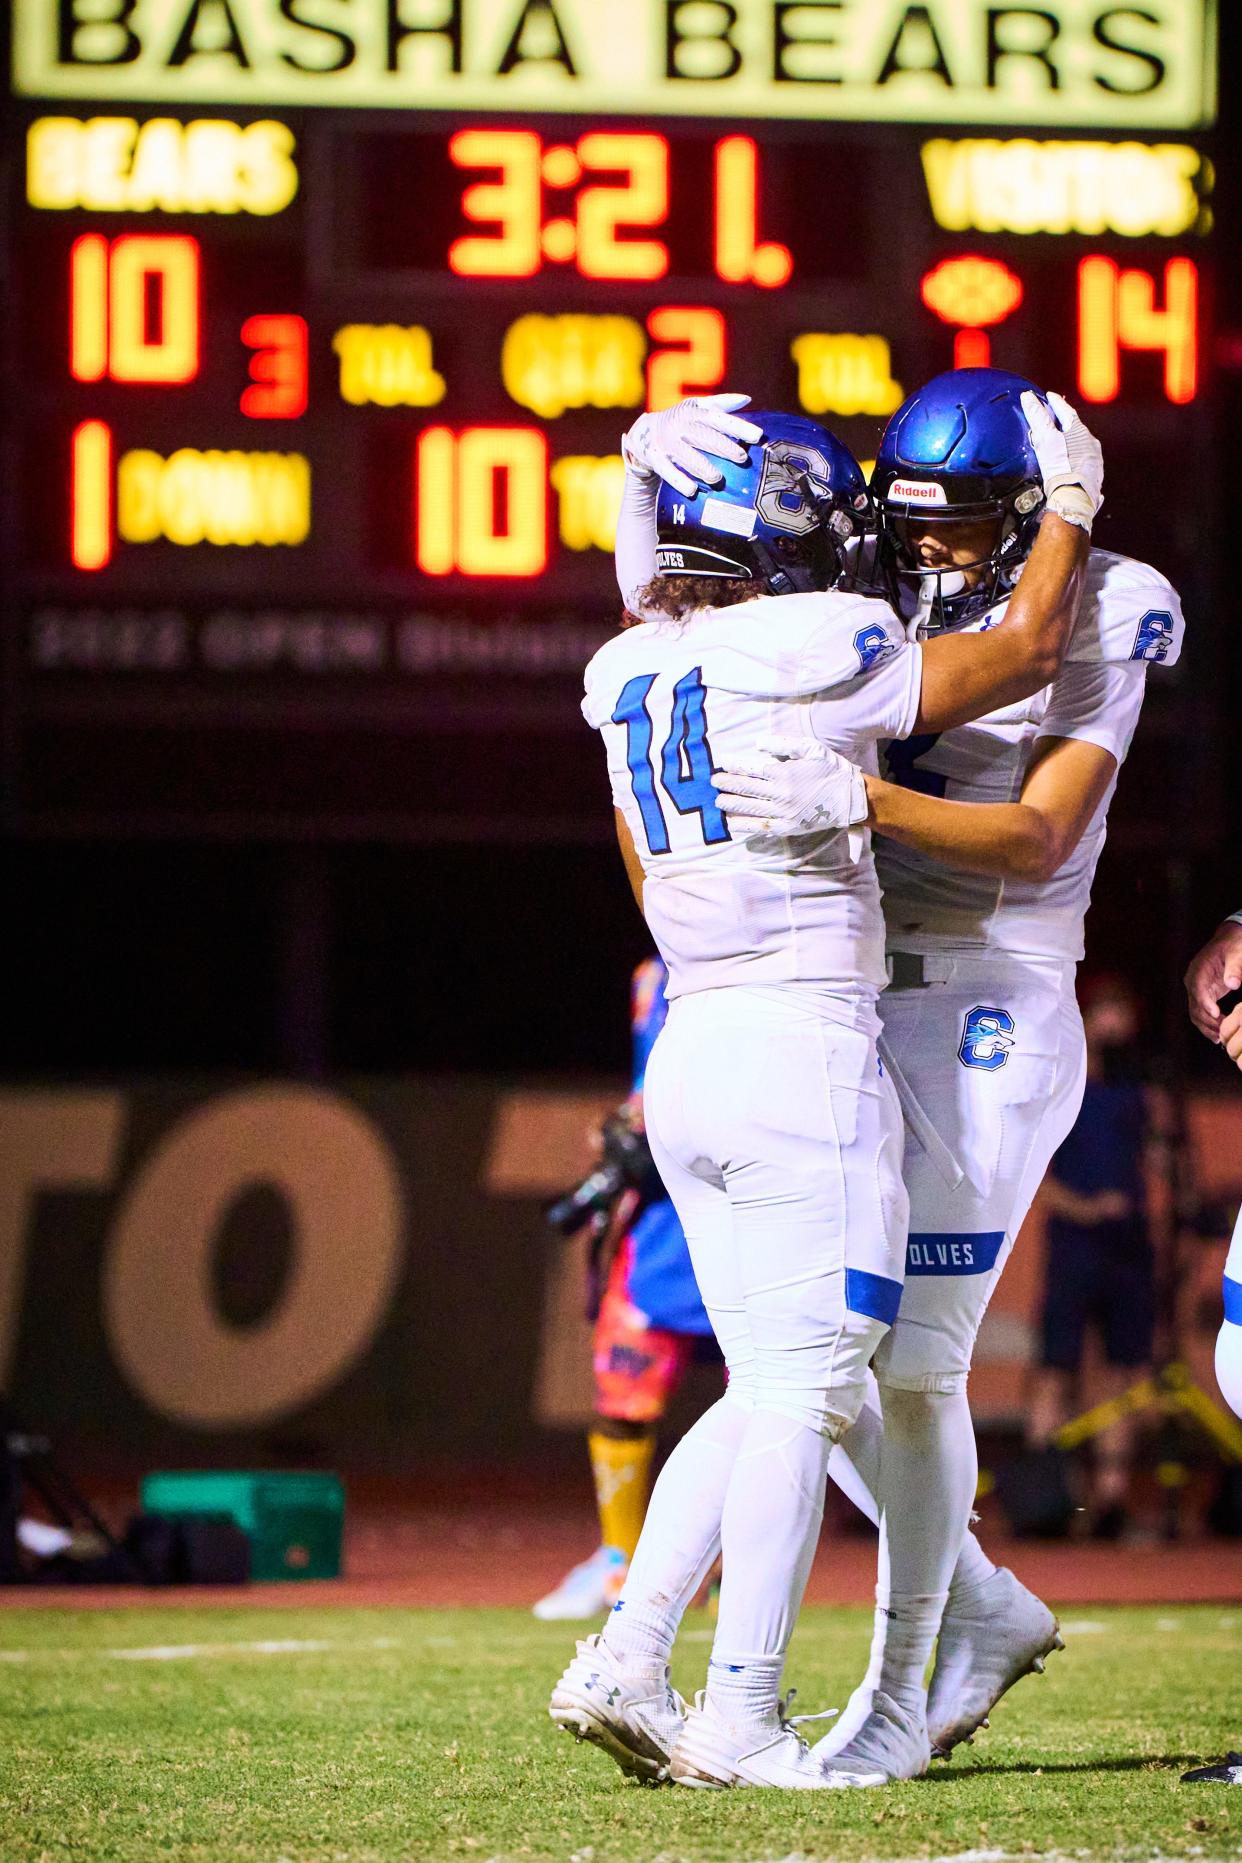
[888,479,948,504]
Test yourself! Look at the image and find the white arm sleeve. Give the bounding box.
[1038,658,1147,763]
[806,640,923,747]
[615,472,660,619]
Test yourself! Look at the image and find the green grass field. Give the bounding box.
[1,1602,1238,1863]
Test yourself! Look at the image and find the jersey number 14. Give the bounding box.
[613,669,730,855]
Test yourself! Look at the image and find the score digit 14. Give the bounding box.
[448,130,791,288]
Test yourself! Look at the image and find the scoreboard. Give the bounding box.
[1,0,1219,839]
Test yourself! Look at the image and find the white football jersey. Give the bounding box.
[583,590,922,998]
[876,549,1184,962]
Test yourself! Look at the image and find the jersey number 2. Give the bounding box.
[613,669,730,856]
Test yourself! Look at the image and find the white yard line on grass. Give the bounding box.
[724,1853,1242,1863]
[0,1636,400,1664]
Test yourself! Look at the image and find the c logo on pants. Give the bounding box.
[958,1005,1015,1071]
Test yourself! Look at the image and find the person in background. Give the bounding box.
[1184,914,1242,1419]
[1026,975,1157,1537]
[1180,916,1242,1787]
[534,955,717,1621]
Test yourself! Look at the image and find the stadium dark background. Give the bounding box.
[6,17,1241,1091]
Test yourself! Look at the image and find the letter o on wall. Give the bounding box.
[102,1087,404,1428]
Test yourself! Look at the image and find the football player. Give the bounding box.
[549,394,1100,1789]
[679,370,1182,1778]
[534,954,719,1622]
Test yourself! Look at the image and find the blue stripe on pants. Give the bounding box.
[905,1232,1005,1276]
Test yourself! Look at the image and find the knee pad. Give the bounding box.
[753,1313,888,1442]
[873,1315,971,1395]
[876,1364,968,1396]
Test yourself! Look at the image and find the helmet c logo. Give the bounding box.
[755,441,832,536]
[1131,609,1175,663]
[958,1005,1015,1071]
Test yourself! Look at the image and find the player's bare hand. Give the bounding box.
[713,737,869,843]
[1221,1003,1242,1070]
[1021,389,1103,532]
[1184,917,1242,1043]
[621,394,763,498]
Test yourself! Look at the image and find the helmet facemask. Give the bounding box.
[880,485,1044,631]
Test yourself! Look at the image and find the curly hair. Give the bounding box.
[622,574,764,627]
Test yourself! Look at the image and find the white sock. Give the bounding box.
[871,1385,979,1712]
[831,1371,995,1603]
[603,1393,750,1670]
[705,1652,786,1728]
[707,1409,831,1728]
[945,1525,999,1608]
[827,1370,882,1527]
[877,1593,944,1716]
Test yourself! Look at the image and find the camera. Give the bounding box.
[545,1110,663,1237]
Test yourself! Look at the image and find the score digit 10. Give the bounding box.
[449,130,792,287]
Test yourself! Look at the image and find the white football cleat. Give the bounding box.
[670,1692,885,1790]
[927,1565,1064,1757]
[814,1689,931,1783]
[533,1545,627,1621]
[549,1633,684,1784]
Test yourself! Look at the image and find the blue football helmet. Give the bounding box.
[655,412,872,597]
[871,368,1048,628]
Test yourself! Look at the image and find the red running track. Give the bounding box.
[4,1492,1239,1611]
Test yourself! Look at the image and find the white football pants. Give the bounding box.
[1218,1201,1242,1420]
[825,953,1087,1712]
[873,953,1087,1394]
[604,983,907,1720]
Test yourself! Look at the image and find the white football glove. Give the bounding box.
[622,393,763,499]
[714,737,870,859]
[1020,389,1104,533]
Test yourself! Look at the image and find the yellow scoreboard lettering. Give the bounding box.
[922,138,1209,237]
[333,326,446,408]
[117,449,310,547]
[550,456,626,554]
[502,315,645,421]
[27,116,298,215]
[791,334,904,419]
[13,1,1215,129]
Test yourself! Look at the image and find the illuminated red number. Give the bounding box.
[69,235,109,382]
[448,129,542,279]
[71,418,112,570]
[415,426,547,577]
[240,314,308,418]
[71,233,200,384]
[646,307,726,412]
[575,133,668,281]
[714,137,792,289]
[1078,255,1198,405]
[920,255,1023,370]
[447,128,668,280]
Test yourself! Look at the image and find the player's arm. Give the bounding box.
[1041,1172,1132,1225]
[863,734,1116,883]
[615,809,646,915]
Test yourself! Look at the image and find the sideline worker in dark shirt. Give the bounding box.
[1027,976,1155,1539]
